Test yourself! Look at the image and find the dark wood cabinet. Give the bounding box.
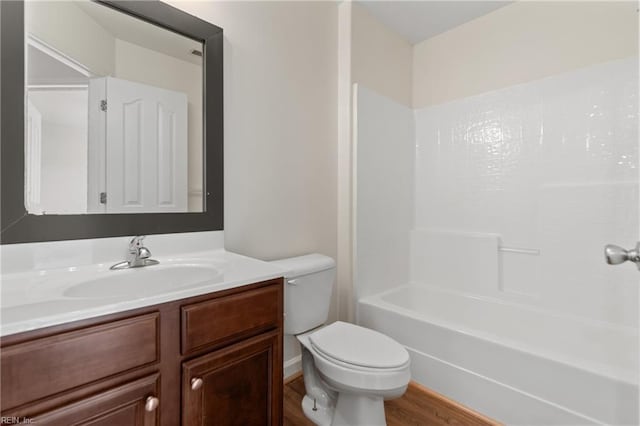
[1,313,159,410]
[29,374,160,426]
[0,278,283,426]
[182,331,282,426]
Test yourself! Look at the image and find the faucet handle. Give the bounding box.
[129,235,146,250]
[137,246,152,260]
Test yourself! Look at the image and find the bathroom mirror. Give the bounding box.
[1,1,223,243]
[25,0,204,215]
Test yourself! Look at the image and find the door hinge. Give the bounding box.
[99,192,107,204]
[100,100,107,111]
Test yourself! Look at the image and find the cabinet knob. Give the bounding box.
[145,396,159,412]
[191,377,203,390]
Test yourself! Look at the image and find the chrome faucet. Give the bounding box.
[110,236,160,270]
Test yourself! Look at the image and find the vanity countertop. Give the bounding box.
[0,249,285,337]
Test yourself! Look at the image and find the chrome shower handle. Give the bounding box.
[604,242,640,270]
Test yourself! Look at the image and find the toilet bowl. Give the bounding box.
[298,321,410,426]
[270,254,411,426]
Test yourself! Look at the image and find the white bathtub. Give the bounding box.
[358,284,639,425]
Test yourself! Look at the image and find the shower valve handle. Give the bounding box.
[604,242,640,270]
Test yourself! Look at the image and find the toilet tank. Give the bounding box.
[270,254,336,335]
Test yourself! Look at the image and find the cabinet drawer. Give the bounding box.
[181,282,281,354]
[1,313,159,410]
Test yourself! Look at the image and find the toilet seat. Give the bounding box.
[309,322,409,370]
[298,322,411,395]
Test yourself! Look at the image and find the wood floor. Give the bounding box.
[283,374,500,426]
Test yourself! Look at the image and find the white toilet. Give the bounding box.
[271,254,410,426]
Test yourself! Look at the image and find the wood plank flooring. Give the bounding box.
[284,374,315,426]
[283,374,501,426]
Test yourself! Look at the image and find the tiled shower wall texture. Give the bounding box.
[414,58,639,327]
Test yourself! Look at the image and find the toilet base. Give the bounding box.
[302,392,387,426]
[296,330,407,426]
[332,393,386,426]
[302,395,333,426]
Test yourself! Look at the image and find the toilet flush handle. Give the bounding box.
[287,279,298,286]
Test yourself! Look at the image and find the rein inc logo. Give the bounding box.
[0,418,34,424]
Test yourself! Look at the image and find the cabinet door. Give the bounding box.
[27,374,159,426]
[182,331,282,426]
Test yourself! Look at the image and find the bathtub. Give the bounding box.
[358,284,639,425]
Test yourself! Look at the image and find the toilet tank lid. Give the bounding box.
[269,254,335,278]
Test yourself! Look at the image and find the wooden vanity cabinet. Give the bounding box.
[27,374,160,426]
[0,278,284,426]
[182,331,282,426]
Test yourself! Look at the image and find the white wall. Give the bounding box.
[413,1,639,108]
[29,90,89,214]
[25,1,115,76]
[167,0,339,376]
[351,3,413,107]
[354,86,414,300]
[167,1,338,260]
[40,121,88,214]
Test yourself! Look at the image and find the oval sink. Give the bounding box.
[63,264,223,299]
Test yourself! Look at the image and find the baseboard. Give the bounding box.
[406,381,502,426]
[283,355,302,380]
[284,371,303,386]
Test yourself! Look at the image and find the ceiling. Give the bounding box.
[27,44,89,86]
[76,1,203,65]
[356,1,512,44]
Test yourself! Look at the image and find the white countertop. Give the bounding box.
[0,249,285,337]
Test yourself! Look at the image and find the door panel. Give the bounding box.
[87,76,188,213]
[121,98,144,207]
[106,76,188,213]
[29,374,159,426]
[182,331,282,426]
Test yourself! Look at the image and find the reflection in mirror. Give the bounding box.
[25,0,204,215]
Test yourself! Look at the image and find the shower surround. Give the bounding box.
[354,57,639,424]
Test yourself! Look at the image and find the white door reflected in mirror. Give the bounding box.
[87,77,188,213]
[24,0,204,215]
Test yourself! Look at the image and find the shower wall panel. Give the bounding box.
[414,58,639,327]
[354,85,415,300]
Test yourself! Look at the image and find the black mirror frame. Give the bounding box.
[1,0,223,244]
